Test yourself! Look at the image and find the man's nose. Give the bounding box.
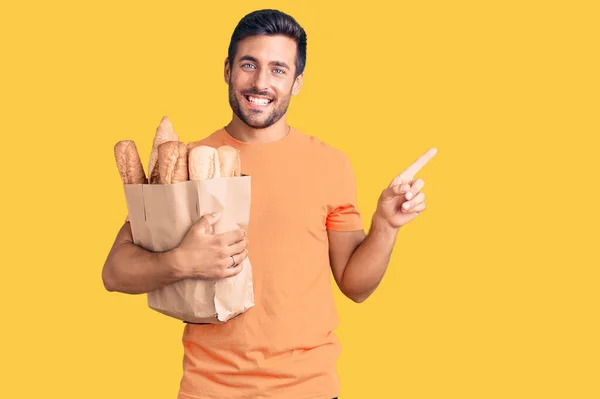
[252,67,270,91]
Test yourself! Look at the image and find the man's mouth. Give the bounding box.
[244,95,273,107]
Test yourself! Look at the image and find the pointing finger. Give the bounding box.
[398,148,438,181]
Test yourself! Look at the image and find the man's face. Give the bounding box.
[225,35,303,129]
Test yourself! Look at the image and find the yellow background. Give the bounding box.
[2,0,599,398]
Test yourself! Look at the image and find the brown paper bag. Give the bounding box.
[122,176,255,324]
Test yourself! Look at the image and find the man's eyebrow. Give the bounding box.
[238,55,259,63]
[238,56,291,70]
[271,61,291,70]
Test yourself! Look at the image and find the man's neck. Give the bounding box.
[225,116,290,144]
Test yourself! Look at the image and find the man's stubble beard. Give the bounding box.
[228,76,293,129]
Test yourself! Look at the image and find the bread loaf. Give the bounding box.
[188,145,221,180]
[149,158,161,184]
[114,140,147,184]
[187,141,202,152]
[157,141,188,184]
[148,116,179,183]
[217,145,241,177]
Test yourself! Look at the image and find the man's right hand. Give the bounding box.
[172,212,249,280]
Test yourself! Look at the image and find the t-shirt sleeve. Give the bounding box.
[325,152,363,231]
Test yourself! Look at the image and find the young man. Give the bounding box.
[102,9,436,399]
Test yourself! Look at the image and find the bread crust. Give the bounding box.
[114,140,147,184]
[148,116,179,182]
[157,141,189,184]
[188,146,221,180]
[217,145,241,177]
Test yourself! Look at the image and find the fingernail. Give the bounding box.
[213,211,222,218]
[403,203,410,210]
[405,192,413,200]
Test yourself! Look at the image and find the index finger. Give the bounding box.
[399,147,438,180]
[218,228,247,245]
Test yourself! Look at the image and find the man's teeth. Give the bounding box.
[248,96,271,105]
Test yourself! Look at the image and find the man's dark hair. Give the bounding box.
[227,9,307,78]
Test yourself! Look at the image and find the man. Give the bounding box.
[102,9,436,399]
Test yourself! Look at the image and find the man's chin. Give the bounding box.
[239,114,276,129]
[244,121,272,129]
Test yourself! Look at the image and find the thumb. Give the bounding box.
[380,183,411,201]
[195,212,222,233]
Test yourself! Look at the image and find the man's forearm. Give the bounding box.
[341,216,399,302]
[102,242,184,295]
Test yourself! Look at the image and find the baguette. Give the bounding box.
[114,140,147,184]
[186,140,202,153]
[149,158,161,184]
[157,141,189,184]
[188,145,221,180]
[217,145,241,177]
[148,116,179,183]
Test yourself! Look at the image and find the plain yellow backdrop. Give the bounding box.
[1,0,599,398]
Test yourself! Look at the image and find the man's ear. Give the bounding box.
[292,72,304,96]
[224,57,231,84]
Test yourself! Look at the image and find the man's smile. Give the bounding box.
[244,94,273,108]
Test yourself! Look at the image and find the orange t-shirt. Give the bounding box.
[161,126,362,399]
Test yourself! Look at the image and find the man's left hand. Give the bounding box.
[374,148,438,229]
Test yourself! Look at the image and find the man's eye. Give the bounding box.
[273,69,285,74]
[242,63,256,69]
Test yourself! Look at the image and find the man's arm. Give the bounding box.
[102,213,249,295]
[328,215,397,303]
[329,147,436,303]
[102,222,184,295]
